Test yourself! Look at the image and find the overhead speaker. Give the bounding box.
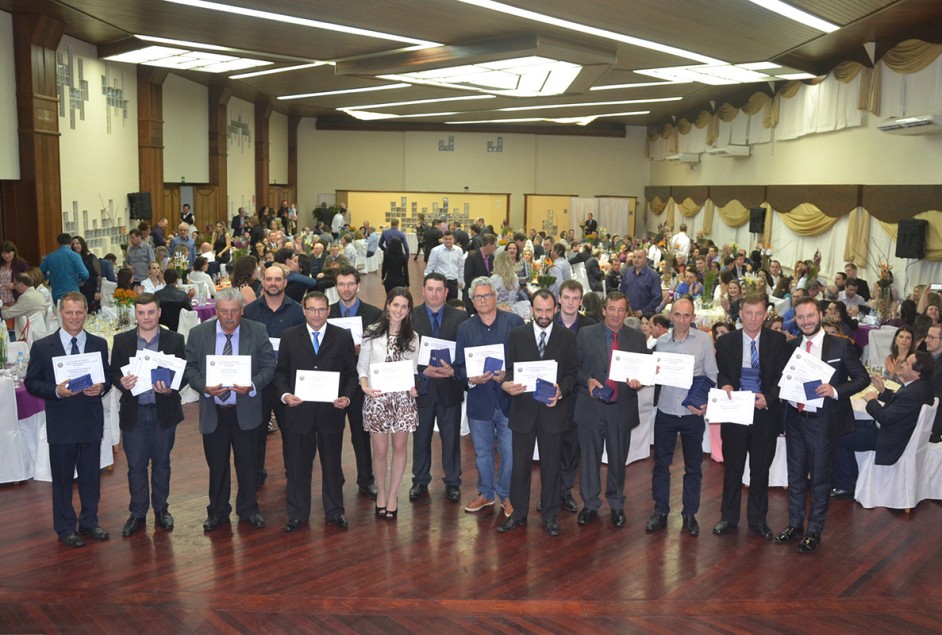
[128,192,152,220]
[896,219,928,259]
[749,207,765,234]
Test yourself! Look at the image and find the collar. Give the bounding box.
[532,321,553,341]
[425,304,444,320]
[340,297,361,315]
[742,329,761,345]
[802,328,825,350]
[215,322,241,338]
[306,323,326,337]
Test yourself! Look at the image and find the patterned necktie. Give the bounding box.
[431,312,440,338]
[538,330,546,359]
[312,330,320,354]
[219,333,233,402]
[605,330,619,400]
[70,336,79,355]
[484,254,491,274]
[344,308,350,318]
[797,339,812,412]
[750,339,760,370]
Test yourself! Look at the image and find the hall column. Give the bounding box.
[138,67,167,223]
[255,100,271,212]
[207,84,230,228]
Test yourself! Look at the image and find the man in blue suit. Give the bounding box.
[25,292,112,547]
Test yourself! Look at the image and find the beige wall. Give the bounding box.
[269,110,288,186]
[0,10,17,180]
[163,74,209,183]
[226,97,255,217]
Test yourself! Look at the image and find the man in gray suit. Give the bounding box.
[183,287,276,531]
[574,291,650,529]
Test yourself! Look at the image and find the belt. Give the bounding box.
[215,403,237,410]
[789,405,818,419]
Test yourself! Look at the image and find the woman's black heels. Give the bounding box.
[375,505,386,517]
[384,499,398,520]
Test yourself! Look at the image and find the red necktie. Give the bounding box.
[605,331,619,400]
[798,339,812,412]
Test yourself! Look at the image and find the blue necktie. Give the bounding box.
[70,337,79,355]
[750,339,760,370]
[312,330,320,354]
[431,312,440,338]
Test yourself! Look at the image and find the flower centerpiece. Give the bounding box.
[231,237,249,262]
[701,269,718,308]
[874,260,895,321]
[536,274,557,290]
[113,288,137,329]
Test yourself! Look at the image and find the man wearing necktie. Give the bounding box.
[25,292,112,548]
[463,233,498,312]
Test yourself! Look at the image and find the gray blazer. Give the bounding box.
[183,318,276,434]
[574,322,649,429]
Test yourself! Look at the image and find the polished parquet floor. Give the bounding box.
[2,259,941,634]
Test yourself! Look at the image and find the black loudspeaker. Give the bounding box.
[749,207,765,234]
[128,192,152,220]
[896,219,928,259]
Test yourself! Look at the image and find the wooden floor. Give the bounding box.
[2,259,942,634]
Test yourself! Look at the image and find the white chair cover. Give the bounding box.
[921,442,942,502]
[325,286,340,305]
[571,262,590,292]
[866,325,898,368]
[33,415,115,482]
[0,377,33,483]
[22,311,50,347]
[100,280,117,308]
[177,309,200,342]
[854,398,938,509]
[354,240,368,271]
[7,341,29,362]
[742,435,789,487]
[365,249,382,273]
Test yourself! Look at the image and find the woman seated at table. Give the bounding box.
[913,314,932,352]
[490,250,521,308]
[139,261,165,294]
[230,255,259,304]
[720,278,742,319]
[188,256,216,298]
[674,269,703,298]
[884,325,915,382]
[825,300,858,336]
[517,248,535,287]
[26,267,53,314]
[771,274,792,300]
[822,317,863,358]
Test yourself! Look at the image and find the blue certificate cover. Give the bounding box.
[533,377,556,405]
[592,384,616,402]
[151,366,175,386]
[68,373,93,392]
[430,349,452,367]
[483,356,503,374]
[740,368,762,393]
[803,379,822,400]
[682,375,715,409]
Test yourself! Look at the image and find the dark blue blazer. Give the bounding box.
[866,379,932,465]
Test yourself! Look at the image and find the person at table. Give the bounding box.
[454,277,524,516]
[844,263,871,302]
[830,351,934,498]
[111,293,187,536]
[0,240,29,305]
[922,324,942,444]
[776,296,869,553]
[884,325,915,382]
[644,297,718,537]
[574,291,648,529]
[329,266,382,499]
[243,262,305,487]
[409,273,469,504]
[712,295,788,540]
[25,292,111,548]
[620,249,661,318]
[274,291,357,530]
[139,261,165,294]
[357,287,420,519]
[2,273,47,339]
[188,257,216,299]
[497,290,578,537]
[425,231,463,300]
[182,287,276,531]
[674,270,703,298]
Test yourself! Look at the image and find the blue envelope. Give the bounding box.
[803,379,822,400]
[533,377,556,405]
[430,349,452,367]
[682,375,715,409]
[592,384,616,402]
[68,373,93,392]
[740,368,762,393]
[483,356,504,374]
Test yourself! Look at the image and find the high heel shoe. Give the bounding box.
[375,505,386,517]
[384,499,398,520]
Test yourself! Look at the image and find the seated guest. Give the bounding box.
[824,300,858,336]
[139,262,165,294]
[99,254,117,283]
[155,269,195,304]
[1,273,47,339]
[274,248,318,303]
[188,256,216,298]
[831,351,934,498]
[838,279,867,316]
[674,269,703,298]
[885,326,915,382]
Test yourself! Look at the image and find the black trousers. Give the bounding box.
[412,402,462,488]
[578,404,632,512]
[202,406,259,520]
[445,279,459,300]
[559,398,579,496]
[719,420,778,526]
[284,425,345,521]
[785,407,835,535]
[50,441,100,537]
[346,392,373,487]
[509,425,563,522]
[258,384,286,479]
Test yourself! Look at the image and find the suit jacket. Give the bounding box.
[454,228,470,252]
[424,227,443,253]
[329,299,383,398]
[273,323,357,435]
[110,327,187,431]
[715,327,789,435]
[505,324,578,434]
[856,278,872,302]
[866,379,932,465]
[24,330,112,444]
[573,322,648,428]
[786,333,869,437]
[931,354,942,436]
[585,256,603,292]
[412,303,469,408]
[231,215,247,235]
[182,318,276,434]
[464,250,490,289]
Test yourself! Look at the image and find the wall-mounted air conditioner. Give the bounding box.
[877,115,942,136]
[664,153,700,163]
[705,145,751,157]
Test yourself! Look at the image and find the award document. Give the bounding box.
[705,388,755,425]
[777,349,835,408]
[129,350,187,396]
[417,336,456,366]
[653,351,695,389]
[464,344,505,377]
[608,351,656,385]
[327,317,364,345]
[512,360,558,393]
[294,370,340,402]
[368,360,415,392]
[52,352,106,385]
[205,354,252,387]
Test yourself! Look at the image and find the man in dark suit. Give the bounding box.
[463,233,497,311]
[776,296,869,553]
[844,263,871,302]
[183,287,276,531]
[453,222,470,253]
[25,292,112,547]
[329,266,383,498]
[423,220,443,263]
[574,291,649,528]
[274,291,358,530]
[713,296,789,540]
[231,207,248,236]
[409,273,469,503]
[497,290,578,536]
[583,213,598,238]
[831,351,934,496]
[923,324,942,443]
[155,268,194,331]
[110,293,187,536]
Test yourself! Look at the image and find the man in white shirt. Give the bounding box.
[331,208,345,239]
[424,230,464,300]
[670,223,691,259]
[1,274,47,339]
[838,279,866,315]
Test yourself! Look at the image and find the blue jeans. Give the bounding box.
[652,411,704,516]
[468,410,512,501]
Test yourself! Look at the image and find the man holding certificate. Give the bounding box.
[183,287,276,532]
[573,291,649,529]
[111,293,187,537]
[274,291,358,531]
[497,290,578,536]
[712,295,788,541]
[775,296,868,553]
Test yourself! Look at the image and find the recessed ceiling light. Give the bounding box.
[230,62,332,80]
[278,84,411,100]
[775,72,817,80]
[340,95,494,111]
[496,97,681,112]
[745,0,839,33]
[445,110,650,126]
[590,81,692,91]
[103,45,271,73]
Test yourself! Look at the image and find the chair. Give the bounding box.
[100,280,117,308]
[177,308,200,342]
[354,240,368,272]
[921,442,942,502]
[854,398,938,510]
[365,249,382,274]
[22,311,50,347]
[0,377,33,483]
[7,341,29,362]
[324,286,340,305]
[743,435,789,488]
[866,325,898,368]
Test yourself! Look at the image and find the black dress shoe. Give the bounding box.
[240,513,266,528]
[155,511,174,531]
[644,513,667,533]
[284,518,308,533]
[59,532,86,548]
[776,525,802,543]
[203,515,230,532]
[611,510,626,528]
[749,522,774,540]
[445,486,461,502]
[830,488,853,499]
[326,514,349,529]
[359,483,378,499]
[929,433,941,444]
[78,525,109,540]
[561,492,578,513]
[712,520,736,536]
[409,483,428,501]
[577,508,598,526]
[122,515,145,537]
[542,518,560,536]
[497,516,527,533]
[682,515,700,536]
[797,532,821,553]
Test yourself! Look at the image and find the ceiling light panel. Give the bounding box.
[745,0,840,33]
[103,45,271,72]
[279,84,411,100]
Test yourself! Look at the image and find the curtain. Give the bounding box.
[844,208,870,266]
[715,200,751,228]
[596,197,631,238]
[776,203,839,236]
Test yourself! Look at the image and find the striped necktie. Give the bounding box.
[750,339,760,370]
[219,333,232,402]
[538,331,546,359]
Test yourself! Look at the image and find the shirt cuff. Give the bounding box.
[249,382,257,397]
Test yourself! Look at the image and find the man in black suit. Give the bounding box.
[231,207,248,236]
[25,292,112,547]
[463,233,497,311]
[111,293,187,536]
[497,290,579,536]
[329,266,383,498]
[776,296,869,553]
[712,295,789,540]
[844,263,871,302]
[274,291,358,530]
[583,213,598,238]
[453,222,471,253]
[921,324,942,443]
[574,291,649,528]
[423,220,443,263]
[831,351,934,496]
[409,273,469,503]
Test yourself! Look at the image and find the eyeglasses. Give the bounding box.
[304,307,329,313]
[925,334,941,341]
[472,293,496,301]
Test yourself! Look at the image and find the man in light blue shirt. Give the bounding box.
[168,223,196,269]
[40,233,89,303]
